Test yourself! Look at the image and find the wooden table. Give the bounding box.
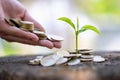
[0,51,120,80]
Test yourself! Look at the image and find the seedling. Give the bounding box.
[58,17,101,54]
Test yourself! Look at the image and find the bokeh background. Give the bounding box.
[0,0,120,56]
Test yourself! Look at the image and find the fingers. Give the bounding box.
[38,40,61,49]
[23,10,45,32]
[1,35,39,45]
[39,40,53,49]
[1,33,61,49]
[0,21,39,42]
[39,40,61,49]
[53,41,61,48]
[1,35,52,48]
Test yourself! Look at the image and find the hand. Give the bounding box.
[0,0,61,49]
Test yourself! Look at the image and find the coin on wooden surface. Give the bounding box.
[36,56,43,60]
[29,60,40,65]
[93,56,105,62]
[40,54,60,67]
[80,58,93,62]
[56,50,70,57]
[79,49,92,51]
[81,55,94,59]
[56,57,68,65]
[64,54,81,58]
[80,51,93,55]
[67,59,80,66]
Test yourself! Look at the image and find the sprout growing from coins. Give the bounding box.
[57,17,101,53]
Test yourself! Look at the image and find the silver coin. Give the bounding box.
[29,60,40,65]
[80,51,92,53]
[80,51,93,55]
[79,49,92,51]
[64,54,81,58]
[40,54,60,67]
[93,56,105,62]
[47,34,64,41]
[67,59,80,66]
[56,57,68,65]
[81,55,94,59]
[36,56,43,60]
[80,58,93,62]
[56,50,70,57]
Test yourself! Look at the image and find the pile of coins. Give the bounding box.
[80,49,94,62]
[29,50,81,67]
[5,18,64,41]
[79,49,105,62]
[29,49,106,67]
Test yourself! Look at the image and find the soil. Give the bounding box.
[0,51,120,80]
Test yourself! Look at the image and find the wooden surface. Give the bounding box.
[0,51,120,80]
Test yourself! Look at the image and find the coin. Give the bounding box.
[20,21,34,31]
[47,34,64,41]
[67,59,80,66]
[79,49,92,51]
[93,56,105,62]
[36,56,43,60]
[33,30,47,39]
[80,58,93,62]
[56,58,68,65]
[80,51,93,56]
[40,54,60,67]
[64,54,81,58]
[81,55,94,59]
[29,60,40,65]
[80,51,92,53]
[5,18,21,28]
[56,50,70,57]
[5,19,16,26]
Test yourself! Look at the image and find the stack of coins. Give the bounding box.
[5,18,64,41]
[79,49,94,62]
[20,21,34,32]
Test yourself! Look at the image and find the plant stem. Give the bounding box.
[76,17,79,54]
[76,33,78,54]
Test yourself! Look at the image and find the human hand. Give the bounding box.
[0,0,61,49]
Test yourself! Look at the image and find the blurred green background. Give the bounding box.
[0,0,120,56]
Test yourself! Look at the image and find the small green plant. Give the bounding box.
[58,17,101,53]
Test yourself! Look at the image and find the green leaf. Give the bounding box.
[58,17,76,30]
[80,25,101,35]
[78,28,87,34]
